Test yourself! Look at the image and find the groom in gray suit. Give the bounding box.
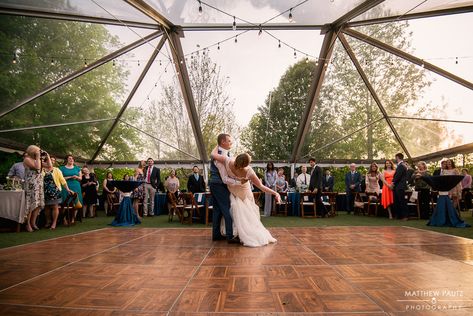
[210,134,240,244]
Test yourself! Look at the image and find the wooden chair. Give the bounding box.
[167,192,182,223]
[366,192,380,217]
[354,192,368,216]
[272,192,288,216]
[300,192,316,218]
[61,192,78,226]
[180,193,204,225]
[322,192,338,217]
[204,192,213,225]
[405,191,420,220]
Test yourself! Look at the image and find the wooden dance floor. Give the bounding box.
[1,226,473,315]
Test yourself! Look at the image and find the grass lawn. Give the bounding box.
[1,210,472,249]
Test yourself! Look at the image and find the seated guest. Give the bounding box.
[187,166,206,193]
[81,166,98,218]
[365,162,380,197]
[23,145,45,232]
[103,172,118,215]
[461,168,472,211]
[275,168,288,193]
[131,168,144,218]
[322,170,334,192]
[412,161,431,219]
[345,163,361,214]
[296,165,310,191]
[43,155,72,229]
[8,152,26,180]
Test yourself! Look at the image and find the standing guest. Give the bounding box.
[381,160,396,219]
[289,172,299,189]
[461,168,472,211]
[81,166,98,218]
[102,172,118,216]
[309,158,326,217]
[442,159,462,211]
[8,152,27,180]
[43,155,72,229]
[187,166,206,193]
[391,153,409,220]
[365,162,381,195]
[412,161,431,219]
[123,174,130,181]
[60,155,82,224]
[143,158,160,216]
[322,170,334,192]
[131,168,144,218]
[296,166,311,190]
[345,163,361,214]
[263,162,277,217]
[23,145,45,232]
[137,160,146,173]
[275,168,288,193]
[433,159,447,176]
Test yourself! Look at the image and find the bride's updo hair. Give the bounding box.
[235,153,251,169]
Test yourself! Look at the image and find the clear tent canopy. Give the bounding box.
[0,0,473,166]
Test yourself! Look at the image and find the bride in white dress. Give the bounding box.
[211,148,280,247]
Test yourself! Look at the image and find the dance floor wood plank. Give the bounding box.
[1,226,473,315]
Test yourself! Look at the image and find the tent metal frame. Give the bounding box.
[1,0,473,164]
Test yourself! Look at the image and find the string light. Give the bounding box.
[198,1,202,15]
[138,60,140,66]
[84,59,88,68]
[288,8,293,22]
[258,25,263,36]
[294,49,297,59]
[112,59,116,66]
[159,60,162,66]
[50,59,54,66]
[232,16,236,31]
[12,53,17,64]
[455,57,458,64]
[278,40,281,48]
[234,35,238,43]
[315,59,319,66]
[217,42,220,50]
[305,55,309,63]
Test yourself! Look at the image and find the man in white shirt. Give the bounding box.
[296,165,310,191]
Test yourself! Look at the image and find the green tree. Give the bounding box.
[142,52,240,160]
[0,15,138,160]
[242,18,449,161]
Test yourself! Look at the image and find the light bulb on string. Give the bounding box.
[288,8,293,22]
[258,25,262,36]
[84,59,88,68]
[112,59,116,66]
[234,35,238,43]
[198,1,202,15]
[232,16,236,31]
[217,42,220,50]
[455,57,458,64]
[50,59,54,66]
[293,49,297,59]
[180,59,184,64]
[278,40,281,48]
[305,55,309,63]
[315,59,319,66]
[159,60,162,66]
[138,60,140,66]
[12,53,17,64]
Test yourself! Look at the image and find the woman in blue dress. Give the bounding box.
[60,154,82,224]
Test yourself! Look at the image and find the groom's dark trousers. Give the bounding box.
[209,159,234,240]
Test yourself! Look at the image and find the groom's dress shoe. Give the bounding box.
[212,236,226,241]
[227,237,241,244]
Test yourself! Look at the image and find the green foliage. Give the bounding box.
[0,15,138,160]
[0,151,23,180]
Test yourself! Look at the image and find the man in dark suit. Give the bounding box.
[345,163,361,214]
[391,153,409,220]
[309,158,327,217]
[187,166,206,193]
[143,157,161,216]
[289,172,298,189]
[322,170,334,192]
[433,159,447,176]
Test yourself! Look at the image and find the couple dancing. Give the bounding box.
[210,133,280,247]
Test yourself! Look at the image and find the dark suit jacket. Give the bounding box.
[433,168,441,176]
[143,165,161,189]
[392,162,409,190]
[187,174,206,193]
[345,171,361,192]
[309,166,323,191]
[322,175,334,192]
[289,177,298,188]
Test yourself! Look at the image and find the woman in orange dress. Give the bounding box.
[381,160,396,219]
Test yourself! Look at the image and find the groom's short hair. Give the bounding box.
[217,133,230,145]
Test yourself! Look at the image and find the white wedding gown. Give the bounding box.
[220,157,277,247]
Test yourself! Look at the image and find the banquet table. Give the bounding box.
[0,190,26,232]
[153,192,206,216]
[110,181,142,227]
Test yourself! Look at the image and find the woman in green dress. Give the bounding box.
[60,154,82,224]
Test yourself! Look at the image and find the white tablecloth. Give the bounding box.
[0,190,27,223]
